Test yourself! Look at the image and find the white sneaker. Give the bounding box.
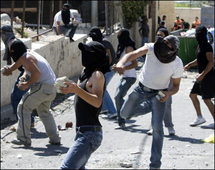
[205,123,215,129]
[167,127,175,136]
[190,117,206,127]
[147,129,153,135]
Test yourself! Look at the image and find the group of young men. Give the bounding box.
[1,7,214,169]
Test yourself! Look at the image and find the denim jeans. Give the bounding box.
[120,84,166,168]
[53,22,77,39]
[102,69,117,114]
[61,127,103,169]
[114,77,136,125]
[164,96,174,127]
[11,71,34,123]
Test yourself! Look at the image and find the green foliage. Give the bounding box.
[15,27,28,38]
[122,1,148,29]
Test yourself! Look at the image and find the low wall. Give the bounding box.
[175,7,201,27]
[1,33,118,122]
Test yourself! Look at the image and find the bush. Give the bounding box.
[122,1,148,29]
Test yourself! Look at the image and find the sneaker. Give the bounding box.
[190,117,206,127]
[167,127,175,136]
[49,140,61,145]
[147,129,153,135]
[11,139,31,147]
[115,123,126,130]
[205,123,215,129]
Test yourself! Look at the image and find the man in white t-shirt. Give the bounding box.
[114,35,184,169]
[52,3,79,42]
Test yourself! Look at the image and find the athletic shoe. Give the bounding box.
[205,123,215,129]
[115,123,126,130]
[49,140,61,145]
[11,139,31,147]
[147,129,153,135]
[168,127,175,136]
[190,117,206,127]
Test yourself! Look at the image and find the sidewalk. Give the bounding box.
[1,69,214,169]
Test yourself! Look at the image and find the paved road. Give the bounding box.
[1,68,214,169]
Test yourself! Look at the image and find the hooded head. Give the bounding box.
[195,26,208,44]
[154,35,179,63]
[10,39,27,62]
[116,28,135,58]
[61,3,70,25]
[88,26,103,42]
[78,41,110,81]
[1,25,15,64]
[157,28,169,37]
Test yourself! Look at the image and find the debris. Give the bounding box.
[202,134,214,143]
[17,154,22,159]
[54,150,62,154]
[65,121,73,128]
[120,162,133,168]
[58,125,66,131]
[130,151,142,155]
[10,127,16,132]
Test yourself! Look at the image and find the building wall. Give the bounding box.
[157,1,175,32]
[175,7,201,28]
[201,5,214,28]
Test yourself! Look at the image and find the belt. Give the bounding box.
[76,126,102,133]
[139,82,167,92]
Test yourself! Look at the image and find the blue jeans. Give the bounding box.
[53,22,77,39]
[120,84,166,168]
[114,77,136,125]
[11,71,34,123]
[164,96,173,127]
[102,69,117,114]
[61,127,103,169]
[142,36,149,46]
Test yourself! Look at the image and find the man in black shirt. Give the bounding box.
[184,26,214,128]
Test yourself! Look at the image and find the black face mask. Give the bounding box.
[154,36,177,63]
[10,39,27,62]
[195,26,208,44]
[78,42,110,81]
[61,8,70,25]
[89,27,103,42]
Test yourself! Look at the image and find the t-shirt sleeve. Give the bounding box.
[56,12,61,22]
[172,58,184,78]
[205,43,213,53]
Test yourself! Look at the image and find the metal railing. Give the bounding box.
[9,0,62,41]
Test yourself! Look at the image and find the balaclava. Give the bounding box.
[88,26,103,42]
[116,28,135,59]
[61,3,70,25]
[10,39,27,62]
[195,26,208,44]
[1,25,15,65]
[154,35,179,63]
[158,28,169,37]
[78,41,110,81]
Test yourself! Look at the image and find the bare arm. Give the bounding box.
[160,78,181,103]
[61,71,105,108]
[184,59,198,70]
[113,45,148,74]
[2,57,23,76]
[56,21,62,35]
[17,55,41,90]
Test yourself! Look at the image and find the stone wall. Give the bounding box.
[1,33,118,122]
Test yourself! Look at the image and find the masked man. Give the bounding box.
[185,26,214,128]
[2,39,60,147]
[113,35,184,169]
[1,25,35,126]
[52,3,78,42]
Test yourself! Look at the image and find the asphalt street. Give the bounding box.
[1,66,214,169]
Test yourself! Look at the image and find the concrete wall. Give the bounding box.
[175,7,201,28]
[158,1,175,32]
[1,33,118,122]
